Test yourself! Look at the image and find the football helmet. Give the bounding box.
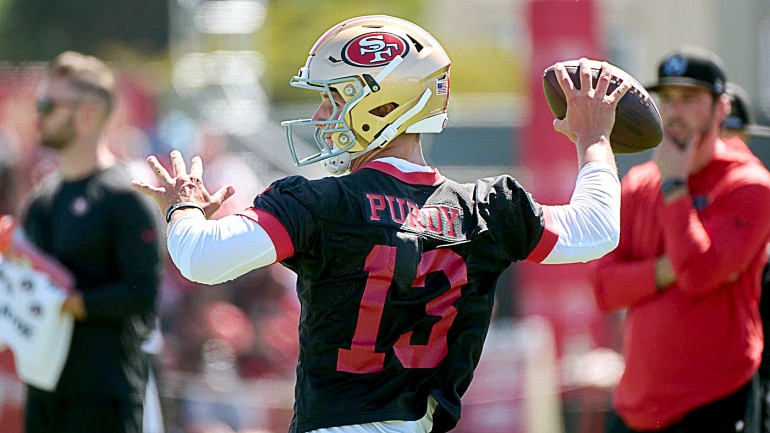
[281,15,451,174]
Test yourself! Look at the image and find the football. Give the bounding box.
[542,59,662,153]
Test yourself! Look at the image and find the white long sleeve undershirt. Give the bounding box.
[167,160,620,285]
[167,213,277,285]
[539,161,620,264]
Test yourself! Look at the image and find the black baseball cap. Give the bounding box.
[646,45,727,95]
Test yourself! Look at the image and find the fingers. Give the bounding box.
[553,118,577,142]
[136,150,220,215]
[148,150,205,182]
[190,155,203,179]
[595,62,632,108]
[683,133,701,156]
[210,185,236,208]
[147,155,173,185]
[607,74,632,106]
[554,63,575,98]
[556,58,614,99]
[170,150,187,178]
[582,60,631,106]
[578,57,593,95]
[558,59,631,104]
[594,62,613,99]
[686,132,701,147]
[130,180,165,197]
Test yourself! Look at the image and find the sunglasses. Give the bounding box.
[36,98,80,116]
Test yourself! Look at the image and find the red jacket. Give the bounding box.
[592,137,770,430]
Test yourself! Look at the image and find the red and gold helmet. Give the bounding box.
[281,15,451,174]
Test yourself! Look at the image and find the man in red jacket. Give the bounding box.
[592,45,770,433]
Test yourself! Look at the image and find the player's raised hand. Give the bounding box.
[131,150,235,219]
[553,58,632,147]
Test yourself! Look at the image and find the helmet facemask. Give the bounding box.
[282,75,365,174]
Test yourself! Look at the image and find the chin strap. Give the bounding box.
[321,151,351,175]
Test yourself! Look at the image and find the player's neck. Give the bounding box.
[58,138,115,181]
[353,134,427,169]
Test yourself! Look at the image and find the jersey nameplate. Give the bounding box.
[365,193,463,241]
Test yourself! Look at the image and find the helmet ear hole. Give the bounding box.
[369,102,399,118]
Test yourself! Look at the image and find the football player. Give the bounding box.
[133,15,629,433]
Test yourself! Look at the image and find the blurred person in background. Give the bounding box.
[132,15,631,433]
[725,81,770,433]
[592,46,770,433]
[0,145,17,214]
[722,82,770,142]
[21,51,162,433]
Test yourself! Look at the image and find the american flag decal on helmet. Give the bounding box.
[436,77,448,95]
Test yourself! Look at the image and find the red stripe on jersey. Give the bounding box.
[357,161,445,186]
[525,207,558,263]
[238,208,294,261]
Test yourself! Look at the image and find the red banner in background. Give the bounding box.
[516,0,611,359]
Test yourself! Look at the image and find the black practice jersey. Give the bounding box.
[22,163,161,400]
[250,161,547,433]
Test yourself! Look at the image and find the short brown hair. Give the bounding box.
[47,51,116,114]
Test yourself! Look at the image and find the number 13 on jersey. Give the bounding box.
[337,244,467,373]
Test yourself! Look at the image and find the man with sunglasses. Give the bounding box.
[21,51,161,433]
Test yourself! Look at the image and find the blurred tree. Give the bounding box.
[0,0,168,61]
[260,0,425,104]
[0,0,522,106]
[259,0,523,103]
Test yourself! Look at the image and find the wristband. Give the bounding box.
[165,202,205,223]
[660,178,687,196]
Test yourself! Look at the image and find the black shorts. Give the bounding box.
[25,387,143,433]
[605,378,758,433]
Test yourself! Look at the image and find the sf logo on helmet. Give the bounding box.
[342,32,410,67]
